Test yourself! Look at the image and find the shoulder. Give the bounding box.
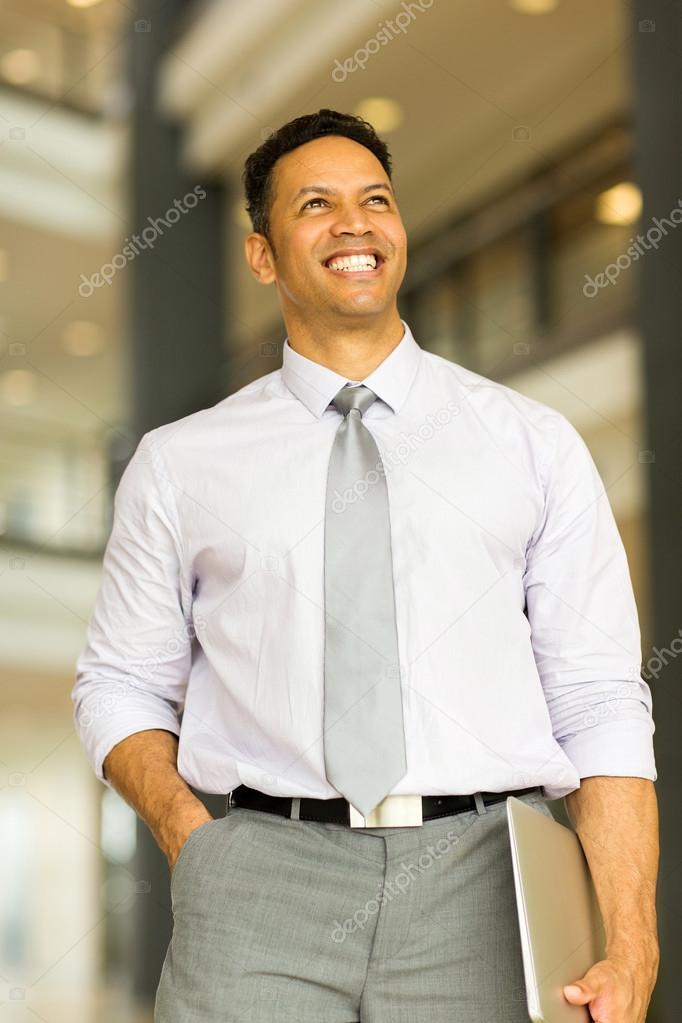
[143,367,282,458]
[421,348,570,446]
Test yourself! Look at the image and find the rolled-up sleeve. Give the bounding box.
[71,430,192,788]
[524,412,656,783]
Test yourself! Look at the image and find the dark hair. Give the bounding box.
[241,108,393,249]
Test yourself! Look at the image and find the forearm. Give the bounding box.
[103,728,212,863]
[564,776,660,967]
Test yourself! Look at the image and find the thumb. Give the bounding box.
[563,981,593,1004]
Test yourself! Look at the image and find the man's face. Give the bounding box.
[246,135,407,323]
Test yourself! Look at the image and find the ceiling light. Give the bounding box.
[508,0,559,13]
[1,370,36,406]
[66,0,105,8]
[354,98,403,134]
[1,49,40,85]
[595,182,642,226]
[62,320,105,357]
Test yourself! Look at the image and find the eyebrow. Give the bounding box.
[290,182,394,206]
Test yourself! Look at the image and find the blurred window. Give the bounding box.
[0,421,109,552]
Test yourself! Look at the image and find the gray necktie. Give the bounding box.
[323,383,408,817]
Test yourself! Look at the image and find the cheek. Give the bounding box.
[389,237,407,271]
[387,223,407,256]
[285,235,324,275]
[277,244,313,282]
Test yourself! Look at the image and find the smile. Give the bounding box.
[323,252,384,276]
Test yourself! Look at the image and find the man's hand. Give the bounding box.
[561,778,660,1021]
[563,950,659,1023]
[165,812,215,874]
[101,729,216,874]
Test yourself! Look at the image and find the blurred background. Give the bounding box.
[1,0,680,1019]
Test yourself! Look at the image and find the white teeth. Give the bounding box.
[327,253,378,271]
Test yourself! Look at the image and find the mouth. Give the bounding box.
[322,250,385,277]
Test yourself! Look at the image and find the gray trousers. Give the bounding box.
[154,789,553,1022]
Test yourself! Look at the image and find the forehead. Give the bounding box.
[272,135,388,202]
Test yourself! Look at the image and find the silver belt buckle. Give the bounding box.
[348,794,423,828]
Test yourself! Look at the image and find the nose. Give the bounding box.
[329,199,374,237]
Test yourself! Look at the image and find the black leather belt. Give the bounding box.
[228,784,542,826]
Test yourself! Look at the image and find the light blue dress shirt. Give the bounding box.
[72,319,656,801]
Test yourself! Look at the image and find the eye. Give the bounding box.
[300,194,391,210]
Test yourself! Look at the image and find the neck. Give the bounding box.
[284,310,405,380]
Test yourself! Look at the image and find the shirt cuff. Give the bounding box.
[73,687,181,789]
[557,716,657,783]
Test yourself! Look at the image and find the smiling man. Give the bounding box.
[244,128,408,383]
[72,109,660,1022]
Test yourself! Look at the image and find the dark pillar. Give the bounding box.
[632,3,682,1017]
[129,0,226,443]
[124,0,227,1005]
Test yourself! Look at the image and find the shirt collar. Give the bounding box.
[281,319,422,419]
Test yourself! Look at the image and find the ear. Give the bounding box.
[244,233,276,285]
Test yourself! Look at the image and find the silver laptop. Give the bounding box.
[507,795,606,1022]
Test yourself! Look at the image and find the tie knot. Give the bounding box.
[330,384,377,419]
